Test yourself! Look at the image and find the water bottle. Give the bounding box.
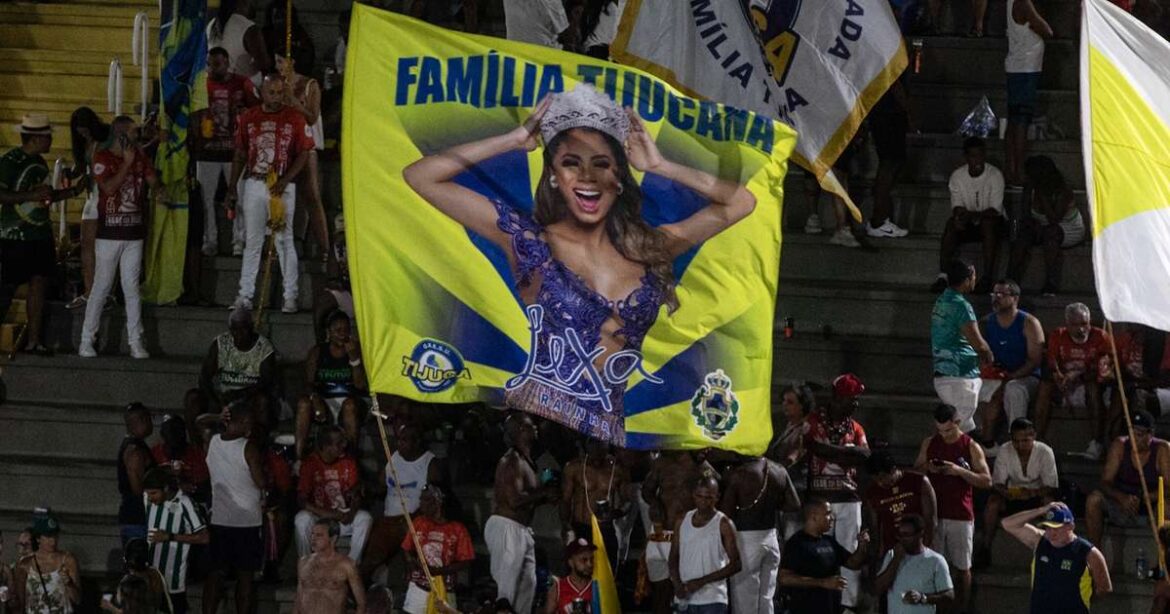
[1137,547,1148,579]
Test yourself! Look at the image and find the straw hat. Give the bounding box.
[15,113,52,135]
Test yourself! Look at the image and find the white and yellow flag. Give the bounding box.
[612,0,907,217]
[1081,0,1170,331]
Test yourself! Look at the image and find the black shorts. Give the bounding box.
[870,112,909,162]
[208,525,263,573]
[0,237,55,286]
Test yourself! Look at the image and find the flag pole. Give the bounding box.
[370,394,437,588]
[1105,320,1165,574]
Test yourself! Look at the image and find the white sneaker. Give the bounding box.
[129,341,150,360]
[65,294,88,310]
[804,214,823,234]
[866,219,910,238]
[78,341,97,358]
[232,243,244,257]
[229,297,253,311]
[828,228,860,248]
[282,298,299,314]
[1083,440,1104,461]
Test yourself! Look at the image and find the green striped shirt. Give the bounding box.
[144,491,206,593]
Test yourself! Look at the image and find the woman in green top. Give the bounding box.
[294,310,367,459]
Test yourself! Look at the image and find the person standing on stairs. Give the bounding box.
[118,402,159,546]
[224,72,314,314]
[143,467,209,614]
[273,43,329,265]
[0,113,84,356]
[865,79,912,240]
[669,476,741,614]
[65,107,112,312]
[206,0,271,89]
[931,259,994,433]
[1003,0,1052,186]
[1002,502,1111,614]
[915,403,992,614]
[79,116,158,360]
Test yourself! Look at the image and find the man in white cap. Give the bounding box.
[0,114,84,355]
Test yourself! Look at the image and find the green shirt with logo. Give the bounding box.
[931,288,980,378]
[0,147,51,241]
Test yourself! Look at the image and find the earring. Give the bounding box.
[549,177,559,188]
[617,184,624,195]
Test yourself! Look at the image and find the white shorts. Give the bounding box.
[403,582,456,614]
[81,189,98,221]
[934,519,974,571]
[645,536,672,583]
[934,376,982,433]
[979,376,1039,424]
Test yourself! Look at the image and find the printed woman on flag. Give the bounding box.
[403,84,756,444]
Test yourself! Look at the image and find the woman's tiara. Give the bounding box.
[540,83,630,146]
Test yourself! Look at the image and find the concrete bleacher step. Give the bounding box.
[779,233,1096,293]
[0,23,148,54]
[776,279,1098,340]
[936,0,1081,40]
[44,303,318,360]
[0,509,121,575]
[973,569,1153,613]
[201,255,327,311]
[0,402,128,461]
[0,455,118,517]
[0,71,114,104]
[913,36,1078,91]
[988,522,1160,578]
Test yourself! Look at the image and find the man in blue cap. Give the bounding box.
[1001,501,1111,614]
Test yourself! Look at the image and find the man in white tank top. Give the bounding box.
[203,408,266,614]
[1004,0,1053,184]
[206,0,271,88]
[669,477,742,614]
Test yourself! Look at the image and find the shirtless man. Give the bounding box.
[293,519,366,614]
[614,448,655,563]
[486,413,558,614]
[720,455,800,614]
[561,438,629,567]
[642,450,718,614]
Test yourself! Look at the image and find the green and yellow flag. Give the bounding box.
[1082,0,1170,330]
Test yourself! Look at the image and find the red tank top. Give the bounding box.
[555,576,593,614]
[926,433,975,521]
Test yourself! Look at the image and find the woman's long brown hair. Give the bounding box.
[533,127,679,312]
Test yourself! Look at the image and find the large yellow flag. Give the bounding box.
[1082,0,1170,330]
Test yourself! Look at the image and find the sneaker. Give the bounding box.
[78,341,97,358]
[129,341,150,360]
[65,295,88,310]
[229,297,253,311]
[202,243,218,257]
[232,243,244,257]
[1083,440,1104,461]
[866,219,910,238]
[930,274,949,294]
[828,228,860,248]
[282,298,299,314]
[804,214,823,235]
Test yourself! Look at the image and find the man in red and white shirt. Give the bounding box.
[225,71,313,313]
[804,373,871,611]
[401,485,475,614]
[1033,302,1113,460]
[79,116,157,360]
[192,47,258,257]
[294,426,371,562]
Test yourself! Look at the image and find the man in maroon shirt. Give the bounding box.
[225,71,313,314]
[863,449,937,557]
[914,403,991,614]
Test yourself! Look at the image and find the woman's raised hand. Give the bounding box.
[511,96,554,152]
[625,108,663,173]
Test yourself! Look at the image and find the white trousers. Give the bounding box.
[934,376,983,433]
[730,529,780,614]
[614,483,653,563]
[238,178,298,302]
[831,501,862,608]
[81,239,143,346]
[195,161,244,252]
[293,509,372,562]
[980,376,1040,425]
[485,515,536,614]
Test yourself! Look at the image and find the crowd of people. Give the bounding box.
[2,0,1170,613]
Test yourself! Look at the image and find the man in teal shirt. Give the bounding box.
[931,259,994,432]
[0,113,81,355]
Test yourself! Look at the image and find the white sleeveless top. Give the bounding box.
[384,450,435,517]
[207,434,262,527]
[678,509,731,606]
[1005,0,1045,74]
[207,13,258,81]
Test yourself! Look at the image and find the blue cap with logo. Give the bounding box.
[1039,503,1074,528]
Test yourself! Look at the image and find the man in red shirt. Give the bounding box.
[863,450,937,558]
[294,426,371,562]
[193,47,258,257]
[804,373,871,612]
[401,485,475,614]
[544,538,596,614]
[79,116,158,360]
[225,71,313,314]
[1033,302,1113,460]
[914,403,991,614]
